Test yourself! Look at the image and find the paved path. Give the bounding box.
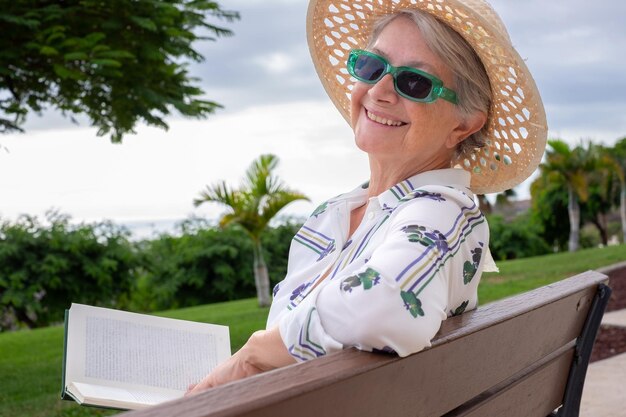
[580,309,626,417]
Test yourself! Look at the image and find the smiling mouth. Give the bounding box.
[366,109,407,127]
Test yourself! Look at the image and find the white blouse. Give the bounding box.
[266,168,492,360]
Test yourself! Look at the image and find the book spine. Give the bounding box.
[60,308,70,400]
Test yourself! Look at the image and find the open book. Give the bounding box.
[61,303,231,410]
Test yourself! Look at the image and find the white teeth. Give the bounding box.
[367,110,404,126]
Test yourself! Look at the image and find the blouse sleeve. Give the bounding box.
[277,187,487,360]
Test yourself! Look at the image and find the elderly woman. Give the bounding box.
[188,0,546,393]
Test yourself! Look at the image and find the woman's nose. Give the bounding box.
[367,74,398,104]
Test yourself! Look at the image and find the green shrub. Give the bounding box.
[0,212,138,330]
[130,219,302,312]
[133,225,255,311]
[487,214,552,261]
[0,213,302,329]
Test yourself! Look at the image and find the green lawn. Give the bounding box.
[0,299,269,417]
[1,244,624,417]
[479,244,626,303]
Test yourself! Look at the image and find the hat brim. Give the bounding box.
[307,0,547,194]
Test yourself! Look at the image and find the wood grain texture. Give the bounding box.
[118,271,608,417]
[444,341,576,417]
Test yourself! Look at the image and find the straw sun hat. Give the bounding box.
[307,0,548,194]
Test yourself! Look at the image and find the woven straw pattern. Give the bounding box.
[307,0,547,194]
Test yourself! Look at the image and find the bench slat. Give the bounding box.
[120,270,608,417]
[445,341,575,417]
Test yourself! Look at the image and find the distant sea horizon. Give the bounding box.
[119,213,307,241]
[119,218,197,240]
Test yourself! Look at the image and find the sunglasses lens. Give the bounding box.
[396,71,433,100]
[352,54,386,82]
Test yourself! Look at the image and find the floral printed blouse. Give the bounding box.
[266,168,493,360]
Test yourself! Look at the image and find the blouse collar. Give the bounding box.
[376,168,472,211]
[333,168,472,211]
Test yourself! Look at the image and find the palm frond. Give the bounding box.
[259,190,310,227]
[244,154,278,196]
[219,212,241,229]
[547,139,572,158]
[194,154,309,238]
[600,152,625,186]
[570,172,589,202]
[194,180,243,211]
[612,137,626,170]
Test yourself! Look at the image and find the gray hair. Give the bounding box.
[368,10,491,157]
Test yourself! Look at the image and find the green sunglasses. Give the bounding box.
[347,49,458,105]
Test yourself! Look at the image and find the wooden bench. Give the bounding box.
[120,270,611,417]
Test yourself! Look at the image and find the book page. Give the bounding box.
[65,303,230,400]
[84,315,219,390]
[70,382,180,409]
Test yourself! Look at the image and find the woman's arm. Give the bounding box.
[186,326,296,394]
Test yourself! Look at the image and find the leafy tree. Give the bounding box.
[581,146,621,246]
[134,225,255,312]
[486,214,551,260]
[540,140,597,251]
[610,138,626,243]
[132,218,303,312]
[1,0,239,142]
[530,171,570,251]
[0,212,138,329]
[194,155,309,307]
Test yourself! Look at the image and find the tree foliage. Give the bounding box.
[581,147,621,245]
[487,214,551,260]
[530,139,625,250]
[132,219,302,312]
[609,137,626,243]
[133,224,255,312]
[0,0,239,142]
[530,171,570,251]
[0,212,138,330]
[538,140,599,251]
[0,213,302,330]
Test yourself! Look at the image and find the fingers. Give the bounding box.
[184,383,198,396]
[183,343,268,395]
[186,376,214,396]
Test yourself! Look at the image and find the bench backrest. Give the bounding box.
[120,270,609,417]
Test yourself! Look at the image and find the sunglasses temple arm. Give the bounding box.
[438,87,458,105]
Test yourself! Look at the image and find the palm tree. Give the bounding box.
[611,138,626,243]
[194,154,309,307]
[541,140,596,252]
[588,145,624,245]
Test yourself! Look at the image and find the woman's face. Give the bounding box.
[350,16,469,172]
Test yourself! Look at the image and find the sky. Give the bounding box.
[1,0,625,237]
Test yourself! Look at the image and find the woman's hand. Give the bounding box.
[186,326,296,395]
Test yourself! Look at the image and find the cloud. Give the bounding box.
[0,100,362,223]
[254,52,298,74]
[6,0,626,229]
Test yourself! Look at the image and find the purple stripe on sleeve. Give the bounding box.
[445,204,477,237]
[302,225,334,241]
[406,215,484,291]
[395,212,482,282]
[295,233,327,251]
[395,246,435,282]
[288,346,309,362]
